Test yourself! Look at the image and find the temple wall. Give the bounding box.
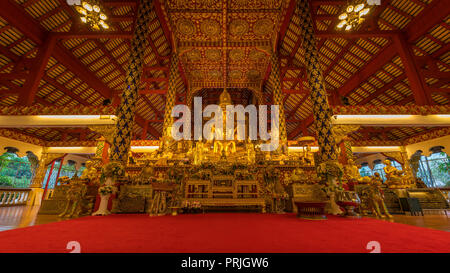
[62,154,90,170]
[0,136,43,158]
[404,135,450,157]
[355,153,388,169]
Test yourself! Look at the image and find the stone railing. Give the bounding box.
[0,188,31,206]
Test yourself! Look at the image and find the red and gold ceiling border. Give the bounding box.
[0,129,46,146]
[333,105,450,115]
[402,127,450,146]
[0,106,116,116]
[46,141,97,147]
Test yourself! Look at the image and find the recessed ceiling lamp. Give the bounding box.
[74,0,109,30]
[336,0,372,31]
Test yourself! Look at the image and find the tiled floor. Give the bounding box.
[0,206,63,232]
[0,205,449,232]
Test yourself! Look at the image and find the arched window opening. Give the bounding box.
[358,158,403,182]
[0,148,33,188]
[372,159,387,181]
[359,162,372,177]
[416,148,450,188]
[42,159,80,190]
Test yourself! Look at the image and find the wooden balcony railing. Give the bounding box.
[0,188,31,207]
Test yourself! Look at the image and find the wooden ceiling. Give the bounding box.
[0,0,448,144]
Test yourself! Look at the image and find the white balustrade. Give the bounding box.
[0,188,31,206]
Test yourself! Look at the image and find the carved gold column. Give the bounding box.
[162,53,180,139]
[332,125,360,165]
[297,0,338,162]
[399,146,414,178]
[269,53,287,144]
[110,0,154,162]
[28,148,64,206]
[91,137,109,167]
[89,125,115,167]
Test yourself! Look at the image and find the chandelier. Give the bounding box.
[337,0,371,31]
[74,0,109,30]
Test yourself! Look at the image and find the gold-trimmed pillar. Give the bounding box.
[110,0,154,162]
[269,53,287,145]
[296,0,338,162]
[28,148,64,206]
[162,53,180,138]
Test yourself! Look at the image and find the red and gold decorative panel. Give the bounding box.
[163,0,290,92]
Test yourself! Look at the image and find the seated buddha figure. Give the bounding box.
[80,160,98,183]
[289,168,305,183]
[343,159,367,184]
[383,160,408,189]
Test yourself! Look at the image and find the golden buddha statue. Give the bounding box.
[367,173,393,219]
[80,160,98,183]
[383,159,410,189]
[289,168,305,183]
[344,159,369,184]
[246,138,256,164]
[211,89,237,158]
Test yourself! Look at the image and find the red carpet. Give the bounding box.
[0,213,449,253]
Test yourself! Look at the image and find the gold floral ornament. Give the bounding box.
[249,49,266,61]
[229,70,242,79]
[101,162,124,179]
[98,185,114,196]
[205,49,221,61]
[190,70,203,80]
[57,176,70,186]
[229,49,244,62]
[177,19,195,36]
[229,19,249,36]
[247,70,261,81]
[234,0,248,6]
[253,19,273,36]
[200,19,221,37]
[208,70,222,79]
[186,49,201,62]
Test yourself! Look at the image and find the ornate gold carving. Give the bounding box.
[177,19,195,36]
[88,125,116,144]
[229,49,244,62]
[247,70,260,81]
[186,49,201,62]
[254,19,273,36]
[229,19,249,36]
[190,70,203,79]
[208,70,222,79]
[200,19,220,37]
[30,152,65,188]
[331,125,360,144]
[205,49,221,61]
[229,70,242,79]
[249,49,266,61]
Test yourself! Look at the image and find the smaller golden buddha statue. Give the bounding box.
[289,168,305,183]
[367,173,393,219]
[80,160,98,183]
[246,138,256,164]
[303,144,314,165]
[128,150,135,165]
[343,159,365,183]
[383,160,409,189]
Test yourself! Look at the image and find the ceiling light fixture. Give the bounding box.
[75,0,109,30]
[337,0,372,31]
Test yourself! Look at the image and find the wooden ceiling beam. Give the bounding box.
[358,75,407,105]
[42,75,89,106]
